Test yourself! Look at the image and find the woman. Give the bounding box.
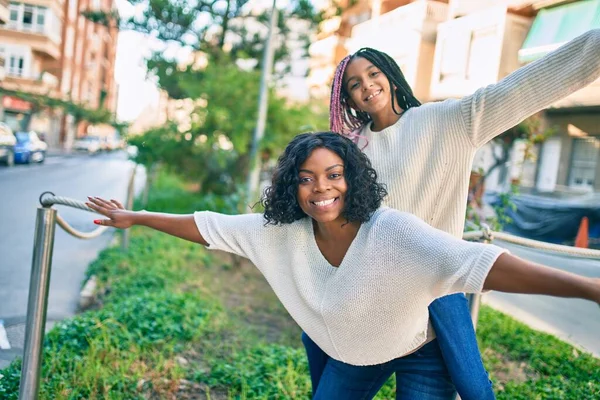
[88,132,600,400]
[308,28,600,398]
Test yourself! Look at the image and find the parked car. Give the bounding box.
[0,123,16,167]
[14,131,48,164]
[104,136,124,151]
[73,136,101,154]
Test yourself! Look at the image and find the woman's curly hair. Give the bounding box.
[261,132,387,225]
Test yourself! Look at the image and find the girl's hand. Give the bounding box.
[86,196,136,229]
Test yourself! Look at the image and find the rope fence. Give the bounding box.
[464,227,600,259]
[18,165,138,400]
[39,192,109,240]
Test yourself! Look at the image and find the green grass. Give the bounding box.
[1,170,598,399]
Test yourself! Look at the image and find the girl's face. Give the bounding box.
[343,57,393,115]
[296,147,348,224]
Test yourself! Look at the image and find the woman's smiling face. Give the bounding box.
[297,147,348,224]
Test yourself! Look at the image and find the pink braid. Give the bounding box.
[329,56,367,138]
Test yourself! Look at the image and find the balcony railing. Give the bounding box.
[308,35,345,59]
[449,0,538,18]
[5,68,57,82]
[352,0,448,40]
[6,20,61,44]
[317,16,342,40]
[430,5,532,100]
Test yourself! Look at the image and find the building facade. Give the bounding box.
[0,0,118,149]
[309,0,600,195]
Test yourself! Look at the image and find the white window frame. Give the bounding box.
[7,2,59,40]
[568,137,599,191]
[2,44,32,78]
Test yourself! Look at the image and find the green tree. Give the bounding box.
[0,88,117,131]
[96,0,333,100]
[128,61,328,195]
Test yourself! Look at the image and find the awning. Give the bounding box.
[518,0,600,62]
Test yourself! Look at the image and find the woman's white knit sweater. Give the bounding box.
[355,29,600,239]
[194,208,507,366]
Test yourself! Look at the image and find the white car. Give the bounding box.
[73,136,101,154]
[0,123,16,166]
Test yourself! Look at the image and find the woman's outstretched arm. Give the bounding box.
[484,253,600,303]
[86,196,208,245]
[392,211,600,305]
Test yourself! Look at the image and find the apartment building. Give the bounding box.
[309,0,600,195]
[0,0,8,24]
[307,0,450,99]
[0,0,118,149]
[430,0,600,194]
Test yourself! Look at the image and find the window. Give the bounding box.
[36,11,44,26]
[8,55,25,76]
[439,33,471,82]
[23,6,33,26]
[569,137,599,190]
[466,26,498,81]
[4,45,31,78]
[7,3,52,35]
[9,6,18,22]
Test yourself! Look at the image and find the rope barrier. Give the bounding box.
[40,192,94,212]
[55,214,108,239]
[463,230,600,259]
[38,192,106,240]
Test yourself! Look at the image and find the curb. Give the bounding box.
[79,275,97,310]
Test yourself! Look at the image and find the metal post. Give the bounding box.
[467,233,491,331]
[141,164,153,208]
[122,165,136,251]
[467,292,482,331]
[19,207,57,400]
[246,0,278,204]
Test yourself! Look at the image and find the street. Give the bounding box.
[0,151,144,367]
[485,240,600,357]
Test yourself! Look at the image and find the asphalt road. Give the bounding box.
[0,151,144,354]
[485,240,600,357]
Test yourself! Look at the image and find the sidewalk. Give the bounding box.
[0,318,57,369]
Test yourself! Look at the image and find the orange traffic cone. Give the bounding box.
[575,217,589,248]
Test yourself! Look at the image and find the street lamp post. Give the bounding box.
[246,0,278,205]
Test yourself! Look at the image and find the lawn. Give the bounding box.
[1,171,598,399]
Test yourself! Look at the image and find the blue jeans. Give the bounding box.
[302,293,494,399]
[305,338,455,399]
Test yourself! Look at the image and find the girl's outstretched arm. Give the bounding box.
[86,196,208,245]
[484,253,600,304]
[460,28,600,148]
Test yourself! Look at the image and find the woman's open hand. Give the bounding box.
[86,196,136,229]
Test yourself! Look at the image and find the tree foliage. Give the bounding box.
[128,61,328,194]
[120,0,333,194]
[0,88,118,130]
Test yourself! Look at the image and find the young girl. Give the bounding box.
[304,28,600,398]
[88,132,600,400]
